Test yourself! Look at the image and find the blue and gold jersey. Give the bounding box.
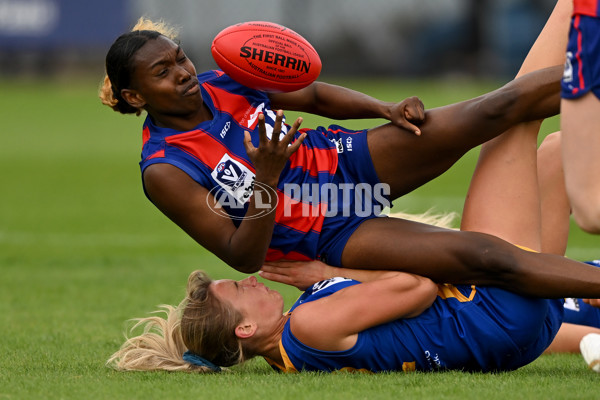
[271,278,563,373]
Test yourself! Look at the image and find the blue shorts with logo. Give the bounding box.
[562,15,600,100]
[563,260,600,328]
[315,126,388,267]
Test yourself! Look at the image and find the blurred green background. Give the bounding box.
[1,76,598,399]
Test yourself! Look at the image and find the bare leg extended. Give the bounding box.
[546,323,600,353]
[538,132,571,255]
[367,0,570,200]
[367,66,562,199]
[461,0,570,248]
[562,93,600,233]
[341,0,600,299]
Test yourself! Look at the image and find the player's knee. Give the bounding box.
[538,132,563,176]
[572,203,600,234]
[539,131,562,155]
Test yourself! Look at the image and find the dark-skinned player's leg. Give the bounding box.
[341,215,600,299]
[367,65,561,199]
[369,0,570,199]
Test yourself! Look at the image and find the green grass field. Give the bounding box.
[1,76,599,399]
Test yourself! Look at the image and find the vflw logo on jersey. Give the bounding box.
[211,153,256,204]
[311,277,352,294]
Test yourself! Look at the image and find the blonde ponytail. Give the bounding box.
[106,303,216,373]
[108,270,247,373]
[389,210,458,229]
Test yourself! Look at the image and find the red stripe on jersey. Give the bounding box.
[165,130,254,170]
[288,143,338,177]
[266,249,313,262]
[274,190,325,234]
[575,15,587,90]
[574,0,600,16]
[328,127,360,135]
[204,82,261,130]
[147,150,165,160]
[142,126,151,146]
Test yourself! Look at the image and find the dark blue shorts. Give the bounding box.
[561,15,600,100]
[315,126,388,266]
[469,286,564,370]
[563,260,600,328]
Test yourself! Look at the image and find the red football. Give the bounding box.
[211,21,321,92]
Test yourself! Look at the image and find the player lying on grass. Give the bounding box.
[99,1,600,298]
[107,116,600,373]
[258,130,600,366]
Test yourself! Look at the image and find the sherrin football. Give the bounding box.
[211,21,321,92]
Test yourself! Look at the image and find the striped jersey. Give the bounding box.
[139,70,339,261]
[573,0,600,17]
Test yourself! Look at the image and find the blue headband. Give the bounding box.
[182,350,222,372]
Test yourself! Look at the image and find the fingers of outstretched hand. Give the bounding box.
[259,263,304,289]
[271,110,285,143]
[284,117,306,155]
[257,112,269,146]
[260,260,330,291]
[243,130,255,152]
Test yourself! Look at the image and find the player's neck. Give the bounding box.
[151,103,213,131]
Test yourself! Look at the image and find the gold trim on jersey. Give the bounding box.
[436,283,477,302]
[263,341,299,373]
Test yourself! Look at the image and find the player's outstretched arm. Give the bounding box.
[268,82,425,134]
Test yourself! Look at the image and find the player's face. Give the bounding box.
[127,36,203,118]
[211,276,284,323]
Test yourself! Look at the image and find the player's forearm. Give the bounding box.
[226,184,278,273]
[306,82,393,120]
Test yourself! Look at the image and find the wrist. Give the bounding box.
[254,175,279,189]
[327,266,342,280]
[380,101,394,120]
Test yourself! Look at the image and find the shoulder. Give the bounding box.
[288,278,361,351]
[289,278,358,311]
[199,70,270,102]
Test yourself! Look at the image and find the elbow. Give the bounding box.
[232,263,262,274]
[407,275,439,317]
[228,256,262,274]
[420,277,439,307]
[227,252,263,274]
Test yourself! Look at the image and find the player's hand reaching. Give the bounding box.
[260,259,336,290]
[388,96,425,135]
[244,110,306,187]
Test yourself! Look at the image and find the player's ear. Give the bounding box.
[121,89,146,109]
[235,321,257,339]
